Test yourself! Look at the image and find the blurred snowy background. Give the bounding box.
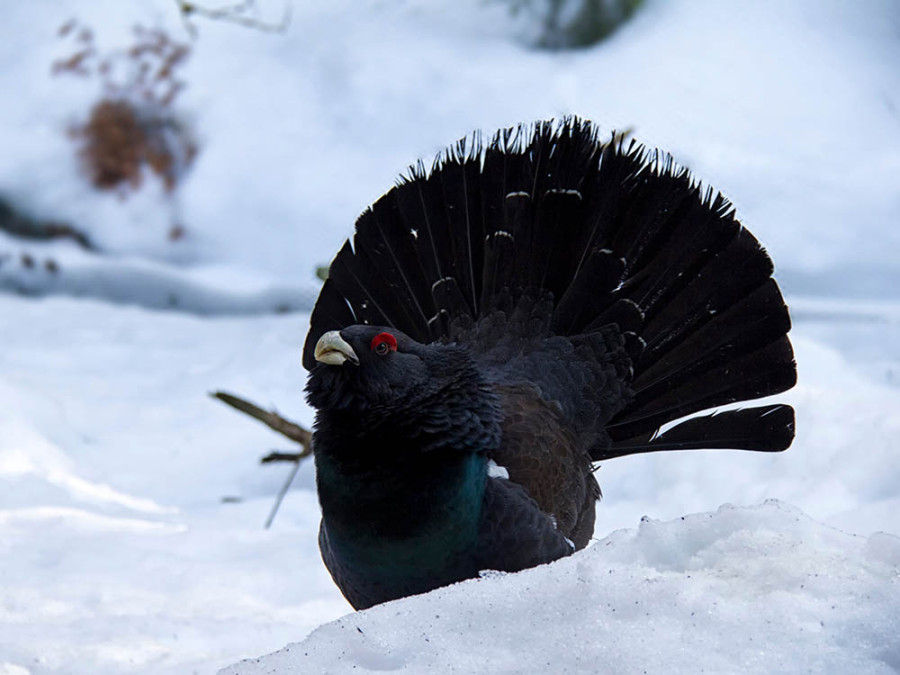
[1,1,898,673]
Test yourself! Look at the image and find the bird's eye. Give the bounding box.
[370,332,397,355]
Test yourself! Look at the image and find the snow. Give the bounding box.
[0,296,348,674]
[1,0,898,673]
[2,295,897,673]
[2,0,899,307]
[222,501,900,675]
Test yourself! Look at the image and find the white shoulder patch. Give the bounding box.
[487,460,509,480]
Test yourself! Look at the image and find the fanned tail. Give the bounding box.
[303,118,796,457]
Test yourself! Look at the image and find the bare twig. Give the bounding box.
[211,391,312,450]
[211,390,313,528]
[260,450,309,463]
[175,0,292,37]
[265,459,302,529]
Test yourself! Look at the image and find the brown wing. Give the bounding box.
[491,382,600,550]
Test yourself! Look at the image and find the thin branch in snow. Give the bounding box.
[211,391,312,449]
[211,390,313,528]
[265,459,302,529]
[174,0,292,38]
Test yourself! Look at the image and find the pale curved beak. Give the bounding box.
[314,330,359,366]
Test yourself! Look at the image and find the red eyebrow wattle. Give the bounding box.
[370,332,398,352]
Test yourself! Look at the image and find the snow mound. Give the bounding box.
[222,501,900,675]
[0,231,319,315]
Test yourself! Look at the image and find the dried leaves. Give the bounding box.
[53,20,197,194]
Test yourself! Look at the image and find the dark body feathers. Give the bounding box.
[304,119,796,610]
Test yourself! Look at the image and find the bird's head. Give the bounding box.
[306,324,502,456]
[306,325,455,415]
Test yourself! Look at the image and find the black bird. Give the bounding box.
[304,119,796,610]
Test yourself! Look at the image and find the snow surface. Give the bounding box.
[222,501,900,675]
[2,0,899,308]
[1,0,899,673]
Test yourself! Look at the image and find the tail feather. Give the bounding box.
[393,171,451,318]
[608,336,795,442]
[501,191,534,292]
[550,248,625,335]
[353,211,431,336]
[568,140,643,283]
[303,118,796,456]
[623,194,739,323]
[633,279,791,394]
[434,147,483,317]
[305,277,357,351]
[480,230,516,315]
[583,298,643,336]
[324,241,393,328]
[601,404,795,459]
[638,226,773,351]
[533,189,587,300]
[609,165,699,279]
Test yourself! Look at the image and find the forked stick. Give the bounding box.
[211,391,313,527]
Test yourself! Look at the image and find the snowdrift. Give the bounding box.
[1,0,899,672]
[222,501,900,675]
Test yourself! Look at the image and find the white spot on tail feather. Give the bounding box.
[547,188,582,200]
[431,277,455,292]
[427,310,449,327]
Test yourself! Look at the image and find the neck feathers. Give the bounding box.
[313,347,501,537]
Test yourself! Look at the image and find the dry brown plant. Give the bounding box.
[54,20,197,194]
